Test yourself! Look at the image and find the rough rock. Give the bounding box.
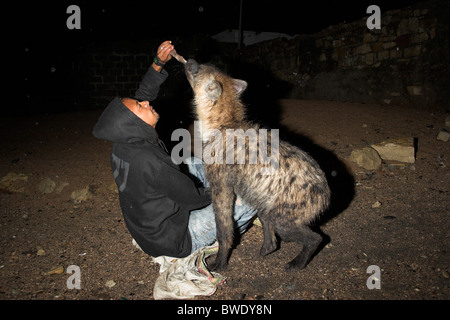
[371,137,415,163]
[71,185,93,203]
[37,178,56,194]
[46,266,64,275]
[436,129,449,142]
[350,147,382,170]
[372,201,382,208]
[108,182,118,194]
[445,116,450,127]
[36,246,45,256]
[0,172,28,193]
[55,182,69,194]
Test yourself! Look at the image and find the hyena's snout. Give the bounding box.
[185,59,200,88]
[186,59,200,76]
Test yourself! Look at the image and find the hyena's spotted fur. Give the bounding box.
[185,60,331,271]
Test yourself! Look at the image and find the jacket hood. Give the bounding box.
[93,97,159,145]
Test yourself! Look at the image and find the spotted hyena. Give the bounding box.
[185,59,331,271]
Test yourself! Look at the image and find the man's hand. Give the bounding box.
[157,41,174,64]
[152,40,174,72]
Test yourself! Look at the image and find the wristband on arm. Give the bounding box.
[153,57,166,67]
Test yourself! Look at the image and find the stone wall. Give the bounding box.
[237,0,449,108]
[84,38,193,108]
[83,1,448,110]
[85,41,155,107]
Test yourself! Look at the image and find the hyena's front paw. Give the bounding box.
[208,257,228,272]
[284,254,309,271]
[260,241,277,256]
[284,260,307,271]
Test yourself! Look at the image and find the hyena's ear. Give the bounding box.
[232,79,247,95]
[206,80,222,101]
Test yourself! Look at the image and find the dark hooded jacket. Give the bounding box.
[92,67,211,258]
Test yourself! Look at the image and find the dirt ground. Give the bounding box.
[0,99,448,300]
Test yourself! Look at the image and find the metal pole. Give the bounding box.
[238,0,243,49]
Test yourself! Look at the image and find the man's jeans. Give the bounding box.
[186,157,258,253]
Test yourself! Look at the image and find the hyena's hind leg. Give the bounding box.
[257,213,278,256]
[276,223,322,271]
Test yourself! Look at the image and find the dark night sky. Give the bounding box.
[17,0,424,115]
[22,0,424,44]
